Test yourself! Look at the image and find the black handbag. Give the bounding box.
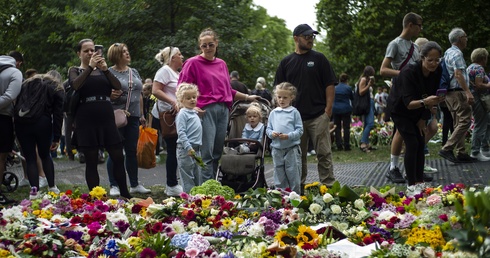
[352,84,370,116]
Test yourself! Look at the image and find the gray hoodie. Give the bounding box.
[0,56,22,116]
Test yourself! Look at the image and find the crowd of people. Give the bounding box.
[1,16,488,203]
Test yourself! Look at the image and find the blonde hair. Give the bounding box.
[470,48,489,63]
[255,82,264,90]
[246,103,262,119]
[107,43,128,65]
[155,46,180,66]
[176,83,199,107]
[273,82,297,99]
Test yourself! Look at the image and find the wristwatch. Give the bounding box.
[420,99,425,108]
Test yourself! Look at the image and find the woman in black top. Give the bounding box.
[68,39,131,199]
[390,41,445,187]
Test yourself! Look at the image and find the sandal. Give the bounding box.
[360,145,370,153]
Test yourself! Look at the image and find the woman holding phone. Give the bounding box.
[68,39,132,199]
[389,41,444,191]
[357,66,376,153]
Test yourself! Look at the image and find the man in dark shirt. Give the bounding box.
[274,24,337,189]
[230,71,249,95]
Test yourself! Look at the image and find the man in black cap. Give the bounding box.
[274,24,337,189]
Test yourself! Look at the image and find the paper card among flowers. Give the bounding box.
[370,186,395,198]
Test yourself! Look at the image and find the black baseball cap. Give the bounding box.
[293,24,319,36]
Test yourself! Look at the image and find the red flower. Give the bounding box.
[439,214,448,222]
[66,189,73,195]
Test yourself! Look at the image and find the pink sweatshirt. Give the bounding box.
[178,55,237,109]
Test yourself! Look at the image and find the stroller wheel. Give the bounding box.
[2,172,19,193]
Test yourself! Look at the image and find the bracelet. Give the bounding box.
[245,94,249,101]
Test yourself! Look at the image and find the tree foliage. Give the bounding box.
[316,0,490,84]
[1,0,291,88]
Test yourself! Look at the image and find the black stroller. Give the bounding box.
[216,98,272,193]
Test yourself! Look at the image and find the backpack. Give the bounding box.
[14,77,49,123]
[64,67,82,115]
[439,57,454,89]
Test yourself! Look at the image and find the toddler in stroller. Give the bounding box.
[216,99,271,193]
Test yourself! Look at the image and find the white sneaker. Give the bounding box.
[165,184,183,197]
[48,186,60,194]
[17,177,30,187]
[130,185,151,194]
[109,186,120,196]
[39,177,48,188]
[309,150,316,155]
[29,187,40,200]
[470,152,490,162]
[423,165,438,174]
[481,149,490,157]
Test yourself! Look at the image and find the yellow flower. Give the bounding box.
[274,230,297,247]
[305,182,320,189]
[139,207,147,217]
[127,236,142,247]
[32,210,41,216]
[356,231,364,238]
[201,199,212,209]
[0,250,11,256]
[234,217,244,226]
[319,185,328,195]
[296,225,318,246]
[89,186,107,200]
[222,218,233,228]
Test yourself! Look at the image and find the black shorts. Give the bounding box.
[0,115,14,152]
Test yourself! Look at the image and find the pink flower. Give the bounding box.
[426,194,442,206]
[185,247,199,258]
[439,214,448,222]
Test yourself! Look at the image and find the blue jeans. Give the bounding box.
[200,103,229,182]
[177,144,201,193]
[361,99,375,145]
[272,145,301,194]
[107,116,140,187]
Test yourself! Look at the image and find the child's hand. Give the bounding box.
[278,133,289,140]
[272,132,280,138]
[188,148,195,157]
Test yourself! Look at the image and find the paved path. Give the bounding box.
[6,156,490,189]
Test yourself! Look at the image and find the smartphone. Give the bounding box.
[436,88,447,97]
[94,45,104,56]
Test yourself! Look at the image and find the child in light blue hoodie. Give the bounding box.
[176,83,202,193]
[266,82,303,194]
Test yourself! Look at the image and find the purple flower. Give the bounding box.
[140,247,157,258]
[64,230,84,243]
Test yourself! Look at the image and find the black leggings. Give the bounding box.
[84,146,131,198]
[396,120,425,185]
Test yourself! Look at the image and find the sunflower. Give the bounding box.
[274,230,297,247]
[221,217,233,228]
[296,225,319,247]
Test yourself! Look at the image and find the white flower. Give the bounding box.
[354,199,365,210]
[172,220,186,233]
[309,203,322,214]
[247,223,264,237]
[211,208,220,215]
[331,204,342,214]
[377,210,396,221]
[323,193,334,203]
[289,191,301,201]
[469,187,476,192]
[484,186,490,195]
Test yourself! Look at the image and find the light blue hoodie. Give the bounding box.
[266,106,303,149]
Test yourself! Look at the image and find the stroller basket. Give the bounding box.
[220,153,258,176]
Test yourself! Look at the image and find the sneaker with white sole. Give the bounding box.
[480,149,490,157]
[130,185,151,194]
[29,186,41,200]
[109,186,120,196]
[39,176,48,188]
[470,152,490,162]
[423,165,438,174]
[165,184,183,197]
[17,178,30,187]
[48,186,60,194]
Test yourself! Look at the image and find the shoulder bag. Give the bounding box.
[352,83,370,116]
[114,69,132,128]
[158,102,177,138]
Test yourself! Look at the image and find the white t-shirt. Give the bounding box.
[151,65,179,118]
